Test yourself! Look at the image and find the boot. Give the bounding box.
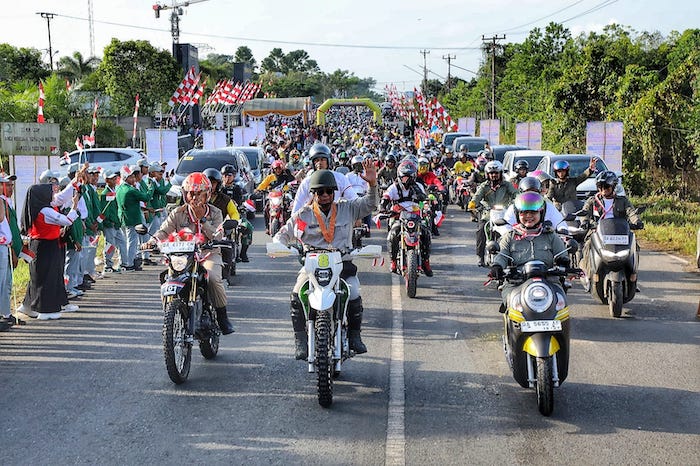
[239,244,250,262]
[390,259,398,274]
[347,297,367,354]
[215,307,235,335]
[290,293,307,360]
[294,331,308,360]
[423,259,434,277]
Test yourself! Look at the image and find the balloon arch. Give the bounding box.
[315,98,382,126]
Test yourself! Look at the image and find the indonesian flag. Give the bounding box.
[66,79,72,92]
[189,80,205,107]
[75,137,84,151]
[105,192,116,202]
[169,67,194,107]
[132,94,139,140]
[372,213,383,229]
[104,244,116,256]
[37,82,45,123]
[243,199,256,212]
[434,210,445,227]
[84,97,98,147]
[294,218,307,239]
[20,245,36,263]
[61,151,71,164]
[83,134,95,147]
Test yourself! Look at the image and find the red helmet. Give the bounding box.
[182,172,212,194]
[271,160,286,170]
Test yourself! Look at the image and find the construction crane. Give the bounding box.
[152,0,210,45]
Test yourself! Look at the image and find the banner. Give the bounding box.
[586,121,623,172]
[479,119,500,145]
[515,122,542,149]
[145,129,179,171]
[457,117,476,136]
[202,130,227,150]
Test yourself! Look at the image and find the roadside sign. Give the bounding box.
[586,121,623,172]
[479,119,500,144]
[1,122,61,156]
[516,122,542,149]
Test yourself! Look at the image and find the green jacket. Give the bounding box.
[64,209,84,250]
[150,178,172,210]
[83,184,102,233]
[99,186,121,229]
[473,180,518,210]
[117,182,153,227]
[3,198,22,256]
[548,169,591,208]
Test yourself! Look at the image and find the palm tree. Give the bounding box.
[57,51,100,83]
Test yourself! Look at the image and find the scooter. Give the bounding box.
[580,216,643,317]
[487,242,580,416]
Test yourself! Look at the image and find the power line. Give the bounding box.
[494,0,585,34]
[53,13,482,51]
[560,0,619,24]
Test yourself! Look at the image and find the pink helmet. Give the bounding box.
[271,160,286,170]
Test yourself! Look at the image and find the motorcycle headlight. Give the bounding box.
[169,254,189,272]
[510,293,523,312]
[601,249,630,261]
[314,268,333,287]
[522,282,553,313]
[555,292,567,311]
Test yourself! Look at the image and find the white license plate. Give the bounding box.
[161,284,180,296]
[519,320,562,332]
[603,234,629,245]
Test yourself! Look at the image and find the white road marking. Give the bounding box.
[385,273,405,465]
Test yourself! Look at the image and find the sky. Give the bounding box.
[2,0,698,94]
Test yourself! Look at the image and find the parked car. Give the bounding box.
[58,148,144,183]
[502,149,554,181]
[535,153,624,200]
[442,132,472,152]
[170,148,255,200]
[452,136,489,157]
[230,146,265,185]
[490,144,529,163]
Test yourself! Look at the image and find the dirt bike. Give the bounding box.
[265,187,293,236]
[137,221,236,384]
[266,243,382,407]
[487,242,581,416]
[453,175,473,210]
[380,202,426,298]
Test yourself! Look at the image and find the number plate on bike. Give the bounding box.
[161,283,181,296]
[603,235,629,245]
[519,320,562,332]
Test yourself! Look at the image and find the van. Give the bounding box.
[452,136,489,156]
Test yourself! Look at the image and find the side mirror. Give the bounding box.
[135,224,148,235]
[486,240,500,255]
[222,219,238,232]
[566,238,579,254]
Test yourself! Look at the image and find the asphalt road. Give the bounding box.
[1,209,698,465]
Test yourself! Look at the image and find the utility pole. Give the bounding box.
[37,12,56,70]
[481,34,505,119]
[420,49,430,95]
[442,54,456,91]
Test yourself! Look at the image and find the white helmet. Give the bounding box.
[484,160,504,174]
[351,155,365,165]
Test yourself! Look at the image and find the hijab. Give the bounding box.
[21,184,53,233]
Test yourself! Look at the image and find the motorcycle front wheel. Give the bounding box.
[269,218,281,237]
[406,250,418,298]
[199,312,220,359]
[315,311,333,408]
[163,299,192,384]
[609,281,623,318]
[536,356,554,416]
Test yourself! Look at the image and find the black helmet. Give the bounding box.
[518,176,541,193]
[221,164,236,176]
[308,169,338,191]
[385,153,397,163]
[203,168,222,191]
[309,143,332,166]
[514,160,529,171]
[595,170,618,190]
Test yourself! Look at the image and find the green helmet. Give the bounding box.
[308,169,338,191]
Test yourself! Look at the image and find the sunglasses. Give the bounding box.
[313,188,335,196]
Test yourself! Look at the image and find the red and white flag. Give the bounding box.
[243,199,256,212]
[75,137,84,151]
[20,245,36,264]
[37,82,45,123]
[132,94,140,140]
[189,80,205,107]
[65,79,72,92]
[84,97,98,147]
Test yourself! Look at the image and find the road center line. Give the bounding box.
[385,274,405,465]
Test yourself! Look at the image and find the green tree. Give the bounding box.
[260,48,286,74]
[96,39,180,115]
[0,44,50,83]
[200,53,235,83]
[234,46,257,71]
[56,51,100,84]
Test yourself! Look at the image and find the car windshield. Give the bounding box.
[238,148,260,170]
[443,133,468,147]
[457,140,488,152]
[515,155,545,170]
[176,153,238,175]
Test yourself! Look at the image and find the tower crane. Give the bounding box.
[152,0,210,45]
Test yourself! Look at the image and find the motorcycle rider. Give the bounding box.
[256,159,296,234]
[416,156,446,236]
[274,161,378,360]
[382,160,434,277]
[469,160,518,267]
[291,143,357,214]
[220,164,253,262]
[347,155,372,235]
[548,157,597,210]
[378,153,398,187]
[204,168,243,275]
[142,172,235,335]
[489,192,569,309]
[510,160,530,187]
[578,170,643,273]
[503,176,565,231]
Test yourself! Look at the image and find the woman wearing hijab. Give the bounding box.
[18,182,82,320]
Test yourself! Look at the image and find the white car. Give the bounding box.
[58,148,144,183]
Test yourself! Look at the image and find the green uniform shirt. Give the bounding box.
[99,186,121,229]
[116,182,153,227]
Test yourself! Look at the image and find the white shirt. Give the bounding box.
[346,171,369,196]
[0,195,14,246]
[504,198,566,232]
[291,170,358,214]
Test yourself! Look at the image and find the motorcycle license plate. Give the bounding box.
[519,320,562,332]
[603,234,629,245]
[161,283,181,296]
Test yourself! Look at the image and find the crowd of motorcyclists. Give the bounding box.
[6,107,645,370]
